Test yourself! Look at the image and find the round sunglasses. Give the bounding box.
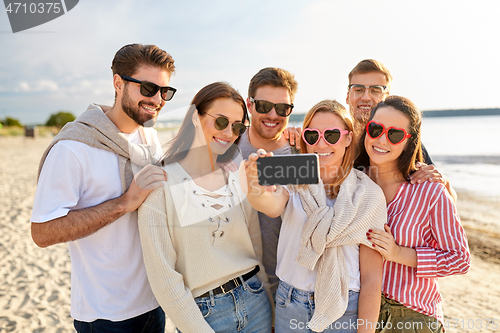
[249,97,294,117]
[120,75,177,101]
[205,113,247,136]
[302,127,349,146]
[366,120,411,145]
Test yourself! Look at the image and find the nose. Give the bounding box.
[377,131,389,145]
[267,107,280,119]
[360,88,373,101]
[317,135,329,148]
[221,122,233,138]
[149,90,163,106]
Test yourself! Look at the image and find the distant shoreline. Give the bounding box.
[421,108,500,117]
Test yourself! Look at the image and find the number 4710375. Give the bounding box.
[5,2,62,14]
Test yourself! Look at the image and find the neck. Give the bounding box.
[107,104,140,134]
[367,162,405,186]
[180,144,219,178]
[320,164,342,184]
[248,127,286,152]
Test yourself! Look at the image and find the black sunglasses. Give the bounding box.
[120,75,177,101]
[249,97,294,117]
[205,113,247,136]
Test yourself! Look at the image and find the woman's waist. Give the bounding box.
[188,260,262,297]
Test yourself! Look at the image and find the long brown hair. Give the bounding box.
[300,100,356,197]
[161,82,248,165]
[355,95,423,180]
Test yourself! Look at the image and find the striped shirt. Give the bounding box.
[382,181,470,324]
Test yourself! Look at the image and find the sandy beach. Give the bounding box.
[1,136,499,333]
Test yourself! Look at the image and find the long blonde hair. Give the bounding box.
[300,100,357,197]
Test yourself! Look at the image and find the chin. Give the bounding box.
[209,141,232,156]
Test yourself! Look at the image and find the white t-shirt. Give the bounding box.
[31,128,161,322]
[276,187,361,292]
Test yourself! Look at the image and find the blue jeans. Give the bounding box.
[177,275,272,333]
[73,307,165,333]
[275,280,359,333]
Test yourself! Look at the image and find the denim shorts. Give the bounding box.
[73,306,165,333]
[275,280,359,333]
[177,275,272,333]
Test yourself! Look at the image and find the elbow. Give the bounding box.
[31,222,53,248]
[461,255,471,274]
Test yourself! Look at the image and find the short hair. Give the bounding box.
[299,100,356,197]
[355,95,423,180]
[111,43,175,77]
[162,82,248,165]
[348,59,393,90]
[248,67,298,102]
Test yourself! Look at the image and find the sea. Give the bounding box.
[157,114,500,198]
[289,115,500,198]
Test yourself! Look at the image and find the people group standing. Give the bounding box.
[31,47,470,333]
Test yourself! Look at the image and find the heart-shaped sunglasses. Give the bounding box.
[366,120,411,145]
[302,127,350,146]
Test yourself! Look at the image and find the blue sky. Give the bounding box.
[1,0,499,124]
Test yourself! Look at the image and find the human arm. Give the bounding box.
[368,184,470,276]
[357,245,383,333]
[367,224,418,267]
[414,185,470,278]
[31,143,167,248]
[242,149,289,218]
[138,186,215,333]
[409,162,457,203]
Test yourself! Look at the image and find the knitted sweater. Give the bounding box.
[295,168,387,332]
[138,162,268,333]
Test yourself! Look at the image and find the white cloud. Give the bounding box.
[14,80,59,92]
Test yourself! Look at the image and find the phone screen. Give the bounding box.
[256,154,319,186]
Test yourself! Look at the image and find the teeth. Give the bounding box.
[142,105,157,112]
[214,137,229,145]
[373,146,389,153]
[317,152,332,156]
[263,122,277,127]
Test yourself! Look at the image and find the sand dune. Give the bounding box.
[1,137,499,332]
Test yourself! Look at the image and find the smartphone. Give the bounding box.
[256,154,320,186]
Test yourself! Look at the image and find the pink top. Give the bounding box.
[382,181,470,324]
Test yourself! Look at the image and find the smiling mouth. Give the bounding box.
[316,152,333,157]
[214,137,230,146]
[141,104,159,115]
[262,121,278,128]
[358,105,373,112]
[373,146,389,153]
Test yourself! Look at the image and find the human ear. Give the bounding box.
[113,74,124,96]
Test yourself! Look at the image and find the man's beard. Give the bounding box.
[252,118,286,141]
[121,87,159,127]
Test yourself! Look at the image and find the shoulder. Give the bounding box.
[408,180,446,198]
[406,181,451,208]
[45,140,94,162]
[350,168,384,195]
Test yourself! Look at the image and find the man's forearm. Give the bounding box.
[31,195,128,248]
